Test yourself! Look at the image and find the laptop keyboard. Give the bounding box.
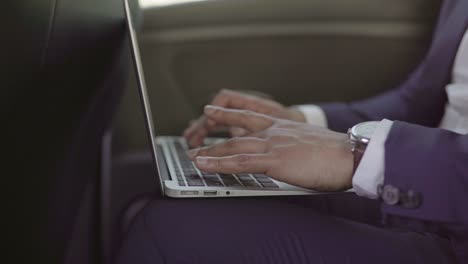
[170,140,278,189]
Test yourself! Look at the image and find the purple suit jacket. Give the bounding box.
[320,0,468,260]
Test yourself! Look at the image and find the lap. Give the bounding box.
[117,195,455,264]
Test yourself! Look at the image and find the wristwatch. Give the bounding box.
[347,121,380,173]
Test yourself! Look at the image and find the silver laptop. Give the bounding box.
[124,0,325,198]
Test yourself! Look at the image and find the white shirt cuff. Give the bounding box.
[352,119,394,199]
[294,105,328,127]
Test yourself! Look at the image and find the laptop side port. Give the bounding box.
[180,191,199,196]
[203,190,217,196]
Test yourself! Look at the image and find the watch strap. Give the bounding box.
[352,144,366,173]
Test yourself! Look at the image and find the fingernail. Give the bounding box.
[186,148,199,159]
[204,105,218,115]
[230,127,245,137]
[196,156,209,166]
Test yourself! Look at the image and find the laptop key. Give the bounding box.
[241,180,259,187]
[224,180,242,187]
[219,175,242,185]
[201,172,218,177]
[178,181,186,186]
[186,174,201,180]
[205,180,223,187]
[260,182,279,188]
[237,174,254,181]
[219,174,236,180]
[184,169,198,175]
[203,175,221,181]
[203,178,221,184]
[255,177,273,183]
[220,176,241,185]
[202,173,218,178]
[187,180,205,186]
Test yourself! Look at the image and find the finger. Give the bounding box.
[212,89,277,114]
[184,117,207,137]
[205,118,217,128]
[185,116,224,147]
[229,127,249,137]
[183,118,207,147]
[188,128,207,148]
[204,105,274,132]
[183,119,202,139]
[187,137,268,160]
[194,153,276,174]
[189,125,233,148]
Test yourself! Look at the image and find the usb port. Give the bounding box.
[203,191,217,196]
[181,191,199,195]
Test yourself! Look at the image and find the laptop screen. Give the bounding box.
[124,0,165,193]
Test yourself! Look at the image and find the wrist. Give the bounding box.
[327,133,358,192]
[351,141,367,174]
[348,121,380,173]
[329,133,354,191]
[341,137,355,190]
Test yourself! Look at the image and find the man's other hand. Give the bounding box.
[183,89,306,148]
[187,106,353,192]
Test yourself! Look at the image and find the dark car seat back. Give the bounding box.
[2,0,128,263]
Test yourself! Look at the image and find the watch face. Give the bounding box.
[351,121,380,141]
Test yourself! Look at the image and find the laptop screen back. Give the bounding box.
[124,0,165,194]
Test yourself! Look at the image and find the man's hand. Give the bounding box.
[183,89,306,147]
[187,106,353,192]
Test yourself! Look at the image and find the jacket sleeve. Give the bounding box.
[382,121,468,224]
[381,121,468,259]
[318,61,448,133]
[318,0,462,133]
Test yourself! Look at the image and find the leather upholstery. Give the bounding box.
[3,0,128,263]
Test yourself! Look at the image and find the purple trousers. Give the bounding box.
[116,192,456,263]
